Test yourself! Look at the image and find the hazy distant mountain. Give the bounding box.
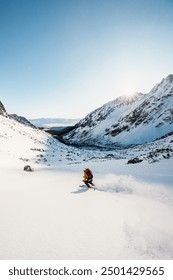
[29,118,80,128]
[62,75,173,147]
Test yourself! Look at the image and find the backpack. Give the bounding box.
[85,168,93,179]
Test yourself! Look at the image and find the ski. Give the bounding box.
[79,185,96,190]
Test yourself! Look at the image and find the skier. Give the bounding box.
[83,168,94,188]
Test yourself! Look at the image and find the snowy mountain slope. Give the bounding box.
[0,115,50,166]
[1,108,173,260]
[1,112,172,171]
[0,115,84,168]
[63,92,144,146]
[62,75,173,147]
[0,114,118,167]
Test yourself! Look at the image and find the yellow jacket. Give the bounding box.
[83,171,90,181]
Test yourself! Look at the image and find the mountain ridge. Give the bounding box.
[10,114,35,128]
[62,75,173,147]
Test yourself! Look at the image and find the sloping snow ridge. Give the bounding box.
[0,75,173,260]
[9,114,35,128]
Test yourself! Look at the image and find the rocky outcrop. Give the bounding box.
[0,101,7,116]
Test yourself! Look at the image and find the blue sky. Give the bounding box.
[0,0,173,119]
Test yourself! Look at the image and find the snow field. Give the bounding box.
[0,159,173,259]
[0,115,173,259]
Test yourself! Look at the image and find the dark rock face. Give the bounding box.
[0,101,7,116]
[127,158,143,164]
[24,165,33,172]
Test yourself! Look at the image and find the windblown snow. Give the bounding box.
[0,114,173,260]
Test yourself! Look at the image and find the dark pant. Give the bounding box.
[83,180,94,188]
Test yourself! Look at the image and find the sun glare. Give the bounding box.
[122,91,141,103]
[124,91,136,97]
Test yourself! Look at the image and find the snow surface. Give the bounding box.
[0,115,173,260]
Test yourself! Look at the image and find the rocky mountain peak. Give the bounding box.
[150,74,173,95]
[165,74,173,82]
[0,101,7,116]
